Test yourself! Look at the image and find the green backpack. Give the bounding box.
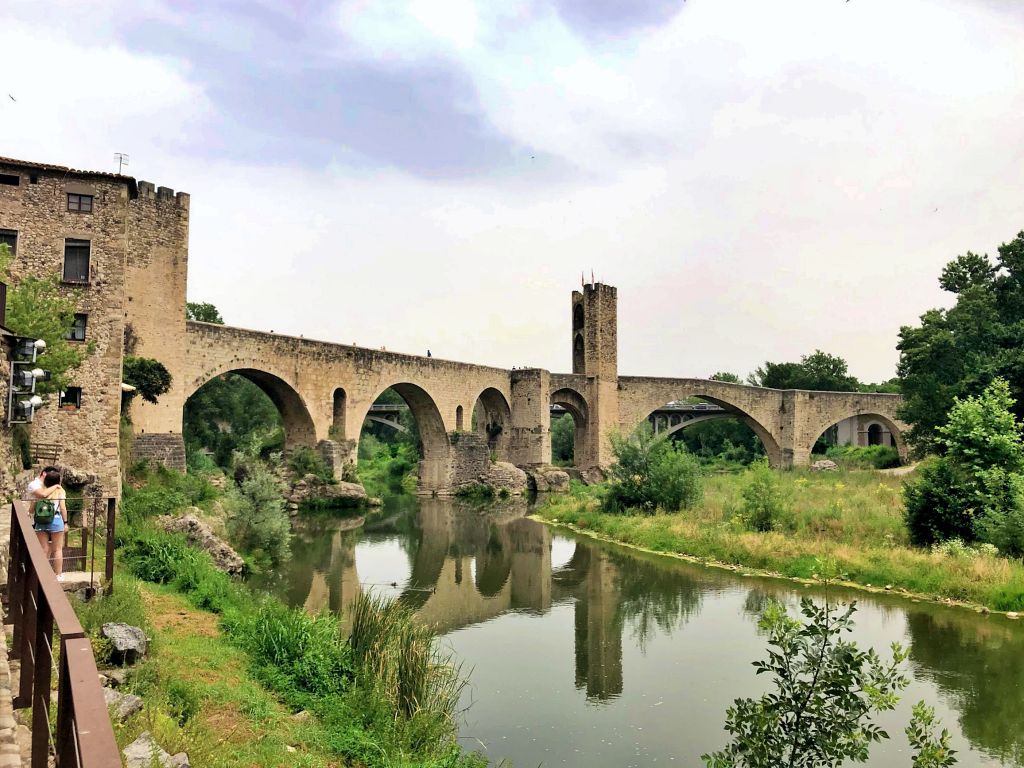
[33,499,58,529]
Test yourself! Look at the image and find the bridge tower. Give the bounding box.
[571,283,619,469]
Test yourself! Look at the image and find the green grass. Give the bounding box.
[537,469,1024,612]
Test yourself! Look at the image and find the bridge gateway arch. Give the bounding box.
[128,267,907,494]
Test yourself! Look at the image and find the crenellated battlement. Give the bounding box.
[136,180,190,208]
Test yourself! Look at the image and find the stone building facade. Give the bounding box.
[0,157,188,494]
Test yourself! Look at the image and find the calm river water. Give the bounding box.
[252,495,1024,768]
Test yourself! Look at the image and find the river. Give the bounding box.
[251,495,1024,767]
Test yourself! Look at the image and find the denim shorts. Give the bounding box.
[34,513,64,534]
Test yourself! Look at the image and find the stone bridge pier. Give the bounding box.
[127,278,907,493]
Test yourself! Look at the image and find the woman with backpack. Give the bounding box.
[33,468,66,580]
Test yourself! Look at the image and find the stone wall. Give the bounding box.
[123,181,191,439]
[0,161,132,495]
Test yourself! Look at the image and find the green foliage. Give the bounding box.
[897,231,1024,449]
[739,460,787,532]
[748,350,859,392]
[603,424,703,514]
[903,379,1024,554]
[551,411,576,465]
[825,444,902,470]
[11,425,31,470]
[120,464,216,527]
[906,702,957,768]
[349,592,466,723]
[227,602,352,700]
[357,436,418,497]
[166,679,201,726]
[75,575,151,638]
[185,301,224,324]
[676,419,765,467]
[287,445,333,482]
[226,449,290,567]
[123,355,173,404]
[710,371,742,383]
[0,243,90,393]
[702,599,954,768]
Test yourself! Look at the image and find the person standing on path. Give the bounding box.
[33,468,66,580]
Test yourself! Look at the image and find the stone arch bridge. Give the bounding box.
[131,283,906,493]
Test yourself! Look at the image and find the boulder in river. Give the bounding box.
[159,511,245,575]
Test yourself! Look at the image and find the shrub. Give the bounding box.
[122,356,173,404]
[349,593,465,723]
[603,425,703,514]
[904,379,1024,551]
[226,451,290,566]
[903,458,977,546]
[739,460,787,532]
[702,599,956,768]
[288,445,333,482]
[826,444,901,470]
[122,530,206,584]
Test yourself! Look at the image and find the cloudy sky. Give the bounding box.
[2,0,1022,381]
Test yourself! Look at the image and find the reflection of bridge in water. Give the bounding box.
[289,501,626,701]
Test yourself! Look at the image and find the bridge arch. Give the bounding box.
[185,366,317,449]
[811,411,908,463]
[358,382,451,494]
[473,387,512,460]
[631,391,782,467]
[551,387,590,466]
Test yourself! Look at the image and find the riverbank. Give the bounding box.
[81,464,486,767]
[535,470,1024,612]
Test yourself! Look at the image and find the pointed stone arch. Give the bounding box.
[472,387,512,460]
[185,366,317,449]
[550,387,590,467]
[357,382,451,494]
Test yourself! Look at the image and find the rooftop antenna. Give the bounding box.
[114,152,129,174]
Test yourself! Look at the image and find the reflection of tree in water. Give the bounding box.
[906,611,1024,766]
[609,550,703,652]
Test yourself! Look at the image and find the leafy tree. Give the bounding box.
[903,378,1024,554]
[897,231,1024,450]
[702,599,956,768]
[186,301,224,324]
[749,351,859,392]
[710,371,742,384]
[0,243,90,393]
[551,412,575,464]
[185,374,282,467]
[122,356,172,404]
[603,423,702,514]
[859,378,901,394]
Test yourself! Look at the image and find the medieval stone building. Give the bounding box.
[0,157,189,494]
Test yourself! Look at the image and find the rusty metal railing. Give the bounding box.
[6,500,120,768]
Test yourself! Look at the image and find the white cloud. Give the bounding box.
[2,0,1023,385]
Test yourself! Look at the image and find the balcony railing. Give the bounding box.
[6,500,120,768]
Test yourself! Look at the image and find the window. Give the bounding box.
[66,313,87,342]
[63,239,90,283]
[67,193,93,213]
[0,174,19,187]
[0,229,15,255]
[59,387,82,410]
